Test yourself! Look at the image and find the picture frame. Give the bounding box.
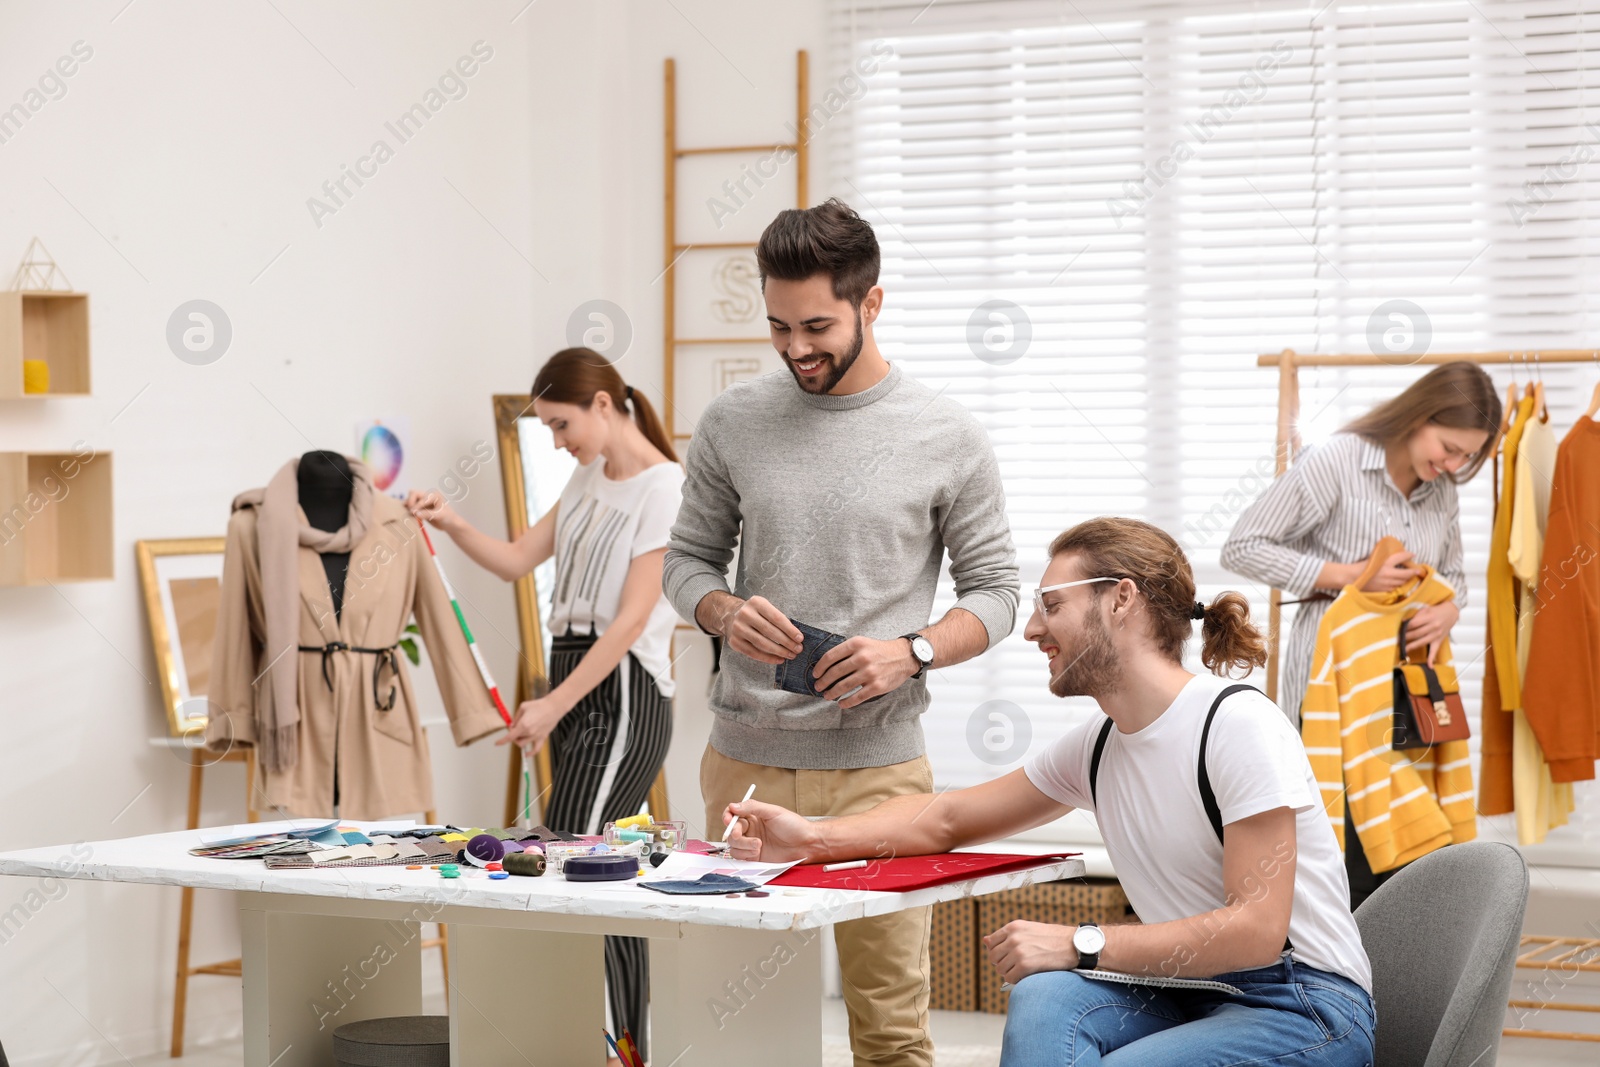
[135,536,226,737]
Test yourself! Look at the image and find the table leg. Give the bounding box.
[651,924,825,1067]
[447,923,606,1066]
[239,904,422,1067]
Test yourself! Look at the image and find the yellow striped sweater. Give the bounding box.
[1301,564,1477,873]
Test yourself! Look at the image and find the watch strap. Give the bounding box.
[1075,922,1102,970]
[901,633,931,678]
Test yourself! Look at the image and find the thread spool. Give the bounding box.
[504,851,547,877]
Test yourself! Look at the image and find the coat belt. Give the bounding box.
[297,641,401,711]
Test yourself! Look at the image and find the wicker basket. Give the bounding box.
[930,898,980,1011]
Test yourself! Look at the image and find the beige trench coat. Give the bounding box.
[206,493,503,818]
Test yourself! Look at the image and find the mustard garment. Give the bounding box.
[1479,394,1533,814]
[1302,564,1476,874]
[1507,409,1575,843]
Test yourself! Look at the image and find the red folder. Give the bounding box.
[768,851,1080,892]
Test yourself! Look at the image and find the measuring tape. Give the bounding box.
[416,518,533,826]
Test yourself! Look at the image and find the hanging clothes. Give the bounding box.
[1506,406,1576,843]
[206,466,504,819]
[1479,393,1535,815]
[1301,563,1476,874]
[1523,415,1600,783]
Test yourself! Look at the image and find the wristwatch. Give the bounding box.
[902,633,934,678]
[1073,923,1106,970]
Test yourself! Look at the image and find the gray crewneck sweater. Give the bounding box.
[663,362,1020,769]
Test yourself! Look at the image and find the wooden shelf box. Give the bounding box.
[0,291,92,398]
[0,450,113,584]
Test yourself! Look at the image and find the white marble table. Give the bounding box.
[0,825,1084,1067]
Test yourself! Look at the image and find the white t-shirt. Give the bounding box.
[1024,672,1372,992]
[547,458,686,699]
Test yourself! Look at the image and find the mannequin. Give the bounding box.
[297,450,355,808]
[298,450,353,619]
[208,454,503,818]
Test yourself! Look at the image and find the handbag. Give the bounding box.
[1391,617,1470,750]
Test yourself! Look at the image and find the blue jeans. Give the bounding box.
[1000,953,1375,1066]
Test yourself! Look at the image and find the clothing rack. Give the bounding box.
[1260,348,1600,1046]
[1254,348,1600,705]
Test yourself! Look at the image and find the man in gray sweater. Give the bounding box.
[664,199,1020,1066]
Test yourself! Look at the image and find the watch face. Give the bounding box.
[911,636,934,663]
[1075,925,1107,954]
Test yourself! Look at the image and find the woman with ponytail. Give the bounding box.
[406,347,681,1062]
[718,517,1374,1067]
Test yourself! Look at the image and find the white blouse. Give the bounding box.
[549,458,686,698]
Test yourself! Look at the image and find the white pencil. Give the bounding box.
[823,859,868,872]
[722,783,757,842]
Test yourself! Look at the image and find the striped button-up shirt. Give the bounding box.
[1221,432,1466,720]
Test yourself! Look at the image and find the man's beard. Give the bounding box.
[1049,606,1122,699]
[785,307,864,394]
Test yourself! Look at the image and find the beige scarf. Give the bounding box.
[247,456,374,773]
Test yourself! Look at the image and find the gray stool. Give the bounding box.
[331,1016,449,1067]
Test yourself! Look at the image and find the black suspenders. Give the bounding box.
[1088,683,1260,842]
[1087,683,1292,951]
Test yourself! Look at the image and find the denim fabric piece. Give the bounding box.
[639,873,761,895]
[773,619,846,698]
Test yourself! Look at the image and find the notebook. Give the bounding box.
[1002,970,1243,996]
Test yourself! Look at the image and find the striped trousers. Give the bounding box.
[543,628,673,1061]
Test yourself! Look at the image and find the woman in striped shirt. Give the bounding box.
[407,348,684,1066]
[1221,361,1502,726]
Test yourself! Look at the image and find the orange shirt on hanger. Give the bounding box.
[1523,416,1600,783]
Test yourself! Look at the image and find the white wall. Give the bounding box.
[0,1,828,1062]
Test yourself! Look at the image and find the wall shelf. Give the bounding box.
[0,450,113,584]
[0,291,91,398]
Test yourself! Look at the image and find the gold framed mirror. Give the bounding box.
[135,537,226,737]
[492,395,670,824]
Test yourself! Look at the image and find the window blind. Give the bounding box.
[830,0,1600,861]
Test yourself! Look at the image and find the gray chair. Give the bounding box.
[1353,840,1529,1067]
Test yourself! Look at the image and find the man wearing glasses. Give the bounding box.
[719,517,1376,1067]
[663,200,1020,1066]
